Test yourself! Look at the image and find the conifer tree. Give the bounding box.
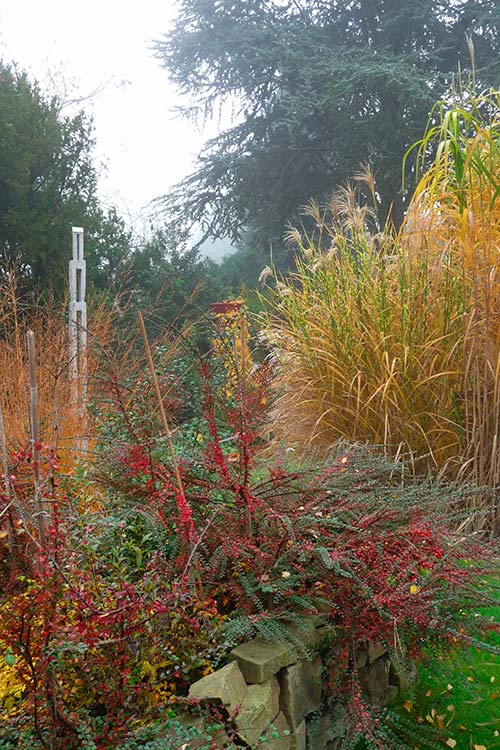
[157,0,500,255]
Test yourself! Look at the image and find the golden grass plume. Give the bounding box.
[262,93,500,533]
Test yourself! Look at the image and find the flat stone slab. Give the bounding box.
[359,656,398,707]
[235,676,280,745]
[282,618,323,651]
[389,659,414,693]
[279,656,323,729]
[176,713,237,749]
[291,719,306,750]
[355,648,368,668]
[306,706,345,750]
[368,640,387,663]
[262,711,292,750]
[230,637,295,683]
[189,661,247,715]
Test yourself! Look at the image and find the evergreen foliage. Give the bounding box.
[124,224,227,330]
[0,62,129,295]
[0,62,225,322]
[156,0,500,263]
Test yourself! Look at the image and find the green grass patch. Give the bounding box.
[398,596,499,749]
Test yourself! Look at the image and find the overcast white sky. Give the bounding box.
[0,0,223,232]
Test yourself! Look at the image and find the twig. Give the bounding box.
[179,509,220,583]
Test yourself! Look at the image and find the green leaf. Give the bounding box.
[4,651,16,667]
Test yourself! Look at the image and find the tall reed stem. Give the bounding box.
[137,312,188,514]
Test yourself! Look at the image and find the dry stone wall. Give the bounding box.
[185,619,403,749]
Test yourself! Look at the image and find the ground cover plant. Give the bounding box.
[0,307,498,750]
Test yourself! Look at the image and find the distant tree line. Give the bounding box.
[0,62,228,325]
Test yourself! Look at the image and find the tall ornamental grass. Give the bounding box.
[263,92,500,534]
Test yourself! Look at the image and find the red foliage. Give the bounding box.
[0,357,496,748]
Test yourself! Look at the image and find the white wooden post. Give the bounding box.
[69,227,87,430]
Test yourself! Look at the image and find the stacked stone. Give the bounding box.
[187,622,402,750]
[189,635,320,749]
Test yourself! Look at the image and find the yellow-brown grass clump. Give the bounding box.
[262,92,500,533]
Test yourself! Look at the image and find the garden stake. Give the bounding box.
[137,312,195,547]
[27,329,46,548]
[0,403,14,551]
